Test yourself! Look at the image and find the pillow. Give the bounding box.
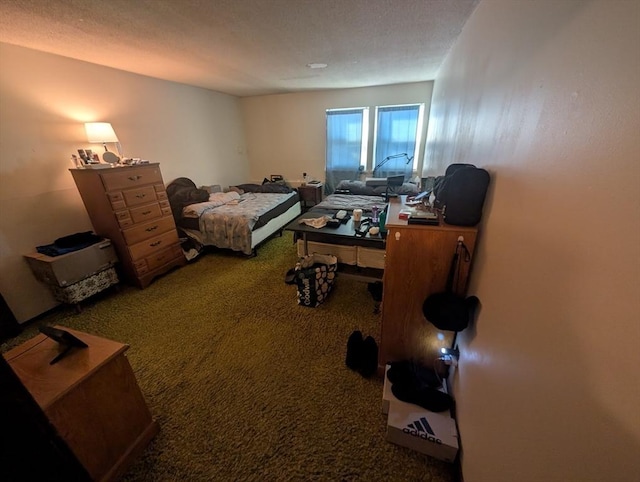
[209,191,240,203]
[335,180,419,195]
[183,192,241,217]
[335,180,377,195]
[233,183,293,194]
[200,184,222,194]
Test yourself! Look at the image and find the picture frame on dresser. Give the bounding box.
[69,163,186,288]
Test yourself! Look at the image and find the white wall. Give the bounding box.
[0,43,249,322]
[425,1,640,481]
[240,82,433,185]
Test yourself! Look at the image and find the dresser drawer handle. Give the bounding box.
[145,226,158,232]
[150,240,162,247]
[128,175,142,181]
[142,210,152,215]
[136,193,146,199]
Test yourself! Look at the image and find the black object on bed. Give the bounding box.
[166,177,210,226]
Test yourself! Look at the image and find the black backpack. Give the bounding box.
[433,164,490,226]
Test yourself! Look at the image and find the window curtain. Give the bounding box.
[373,105,420,179]
[325,109,364,194]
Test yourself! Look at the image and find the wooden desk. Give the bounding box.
[379,197,478,373]
[4,327,158,481]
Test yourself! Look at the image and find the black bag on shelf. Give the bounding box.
[433,164,490,226]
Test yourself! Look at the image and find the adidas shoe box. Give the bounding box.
[383,364,459,463]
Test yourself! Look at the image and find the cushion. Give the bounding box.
[335,180,419,196]
[233,183,293,194]
[183,192,241,217]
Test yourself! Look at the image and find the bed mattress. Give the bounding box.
[313,194,386,212]
[179,191,299,231]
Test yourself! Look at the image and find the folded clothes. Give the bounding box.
[37,231,102,257]
[299,215,332,229]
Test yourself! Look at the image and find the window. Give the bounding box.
[324,108,368,193]
[372,104,424,178]
[324,103,424,193]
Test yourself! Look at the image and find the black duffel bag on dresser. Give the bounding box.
[433,163,490,226]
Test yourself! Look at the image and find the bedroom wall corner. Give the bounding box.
[240,82,434,186]
[0,42,249,322]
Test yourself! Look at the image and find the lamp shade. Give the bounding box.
[85,122,119,143]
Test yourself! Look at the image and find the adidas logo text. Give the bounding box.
[402,417,442,445]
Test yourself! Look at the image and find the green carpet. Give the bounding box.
[2,232,454,482]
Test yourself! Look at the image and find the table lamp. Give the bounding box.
[85,122,122,164]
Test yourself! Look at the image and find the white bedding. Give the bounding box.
[182,192,300,255]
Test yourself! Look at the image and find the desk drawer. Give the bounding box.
[357,246,386,269]
[129,231,179,261]
[296,240,357,265]
[101,166,163,192]
[122,216,175,245]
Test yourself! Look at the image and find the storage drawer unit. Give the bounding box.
[24,239,118,287]
[70,164,185,288]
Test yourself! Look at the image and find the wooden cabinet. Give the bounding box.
[70,164,185,288]
[379,197,478,372]
[4,327,158,481]
[297,183,323,210]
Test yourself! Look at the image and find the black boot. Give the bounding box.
[345,331,364,370]
[358,336,378,378]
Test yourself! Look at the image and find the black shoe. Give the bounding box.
[358,336,378,378]
[387,360,441,389]
[391,383,453,412]
[345,331,364,370]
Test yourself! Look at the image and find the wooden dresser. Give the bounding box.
[70,164,185,288]
[379,197,478,373]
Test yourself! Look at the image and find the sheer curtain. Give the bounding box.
[373,105,420,179]
[325,109,365,194]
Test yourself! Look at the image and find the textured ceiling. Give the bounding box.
[0,0,478,97]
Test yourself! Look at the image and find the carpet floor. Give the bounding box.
[2,232,455,482]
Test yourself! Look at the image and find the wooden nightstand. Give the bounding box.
[4,327,158,481]
[297,183,323,210]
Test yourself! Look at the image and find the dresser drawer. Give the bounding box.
[129,202,163,224]
[107,192,126,211]
[122,185,157,207]
[122,216,176,245]
[132,245,182,276]
[101,166,163,192]
[129,230,179,261]
[145,245,183,272]
[118,216,134,228]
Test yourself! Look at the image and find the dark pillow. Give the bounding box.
[234,183,293,194]
[166,178,209,222]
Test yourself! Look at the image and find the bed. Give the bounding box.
[167,178,301,256]
[291,179,420,269]
[311,179,419,214]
